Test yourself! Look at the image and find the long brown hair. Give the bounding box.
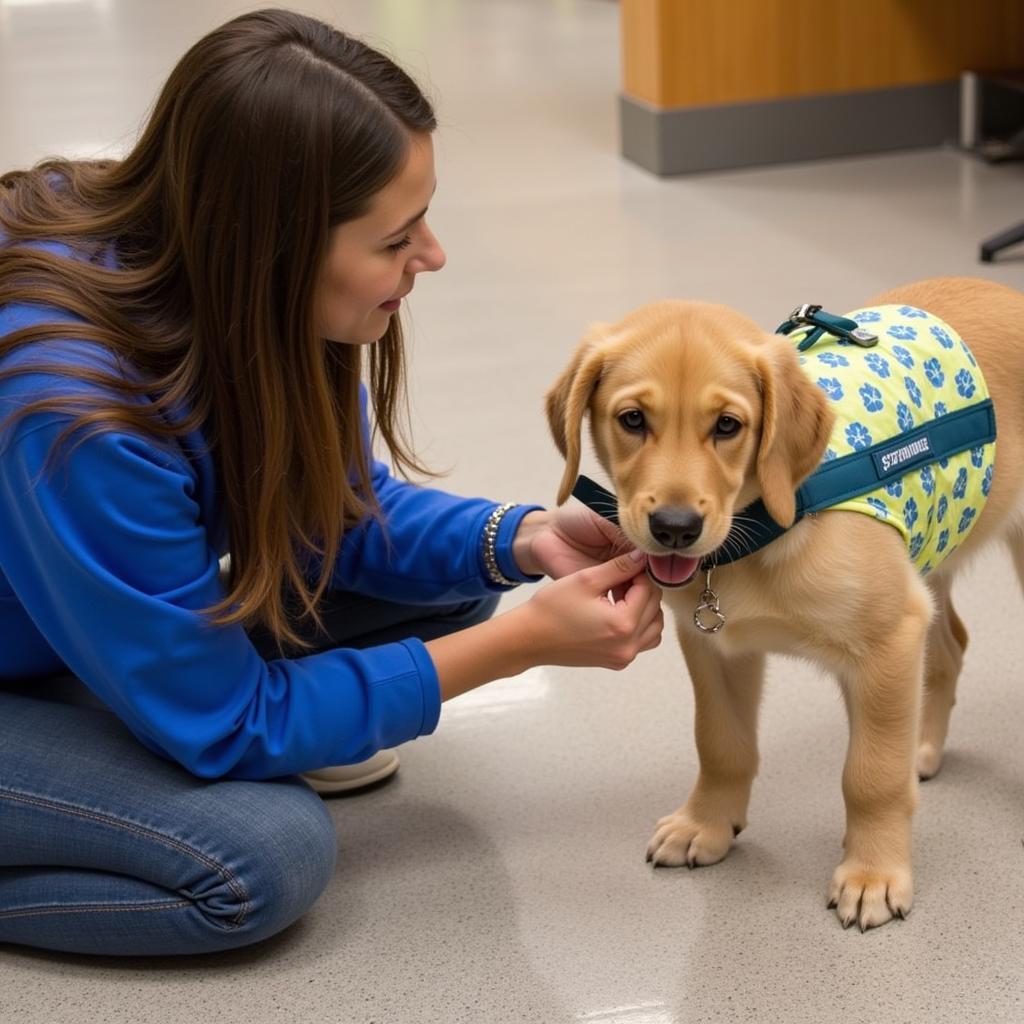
[0,9,436,647]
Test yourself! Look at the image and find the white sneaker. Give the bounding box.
[301,749,400,795]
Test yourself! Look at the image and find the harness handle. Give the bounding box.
[777,303,878,350]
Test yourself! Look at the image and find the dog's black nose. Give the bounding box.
[649,507,703,549]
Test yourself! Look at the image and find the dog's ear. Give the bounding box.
[545,328,609,505]
[755,342,834,527]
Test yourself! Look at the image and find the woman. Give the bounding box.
[0,10,662,956]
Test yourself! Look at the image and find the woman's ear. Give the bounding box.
[755,341,835,527]
[545,329,608,505]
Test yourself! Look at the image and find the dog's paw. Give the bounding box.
[916,741,943,780]
[827,860,913,931]
[645,810,736,868]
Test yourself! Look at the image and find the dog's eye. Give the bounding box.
[715,415,741,439]
[618,409,646,434]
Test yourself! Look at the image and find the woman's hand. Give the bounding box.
[512,506,631,580]
[428,549,663,701]
[513,549,663,671]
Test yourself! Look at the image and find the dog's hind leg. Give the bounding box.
[646,640,763,868]
[917,572,968,780]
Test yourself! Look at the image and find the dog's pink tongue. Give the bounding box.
[648,553,699,586]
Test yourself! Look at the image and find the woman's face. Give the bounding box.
[315,132,446,345]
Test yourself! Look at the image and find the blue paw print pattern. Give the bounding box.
[846,422,872,450]
[937,494,948,522]
[937,529,950,553]
[904,497,919,531]
[920,465,935,496]
[958,507,977,534]
[859,383,883,413]
[982,464,993,496]
[955,368,976,399]
[909,535,925,560]
[921,561,933,576]
[896,401,914,432]
[930,325,954,349]
[852,310,882,323]
[904,376,923,408]
[866,497,888,518]
[823,448,838,461]
[934,401,948,417]
[818,352,849,367]
[970,446,984,468]
[885,479,903,498]
[923,358,944,388]
[889,325,918,344]
[818,376,844,401]
[952,468,968,499]
[898,306,928,319]
[892,344,915,367]
[864,353,891,379]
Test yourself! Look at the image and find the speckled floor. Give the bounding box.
[1,1,1023,1022]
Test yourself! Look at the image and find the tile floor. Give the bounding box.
[1,1,1022,1022]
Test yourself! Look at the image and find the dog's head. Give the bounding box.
[545,300,835,587]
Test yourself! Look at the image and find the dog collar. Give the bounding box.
[571,474,781,569]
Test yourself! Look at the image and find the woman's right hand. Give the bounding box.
[515,550,664,670]
[428,549,664,701]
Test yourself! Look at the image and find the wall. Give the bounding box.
[620,0,1024,174]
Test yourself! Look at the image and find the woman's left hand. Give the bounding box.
[512,506,632,580]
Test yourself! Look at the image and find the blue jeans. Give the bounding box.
[0,592,498,956]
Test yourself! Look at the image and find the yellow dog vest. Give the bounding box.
[793,303,995,574]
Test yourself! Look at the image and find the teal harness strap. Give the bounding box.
[570,303,997,568]
[798,400,995,512]
[707,396,994,566]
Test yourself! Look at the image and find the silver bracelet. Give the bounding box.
[481,502,521,587]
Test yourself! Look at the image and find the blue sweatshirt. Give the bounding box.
[0,241,539,779]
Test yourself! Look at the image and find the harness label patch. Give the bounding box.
[873,434,932,478]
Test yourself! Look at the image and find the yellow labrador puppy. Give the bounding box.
[546,277,1024,931]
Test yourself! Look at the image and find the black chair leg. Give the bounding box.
[980,220,1024,262]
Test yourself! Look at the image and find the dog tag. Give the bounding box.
[693,569,726,634]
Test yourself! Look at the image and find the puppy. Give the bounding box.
[546,277,1024,931]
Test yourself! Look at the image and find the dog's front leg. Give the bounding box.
[830,602,929,931]
[647,638,763,868]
